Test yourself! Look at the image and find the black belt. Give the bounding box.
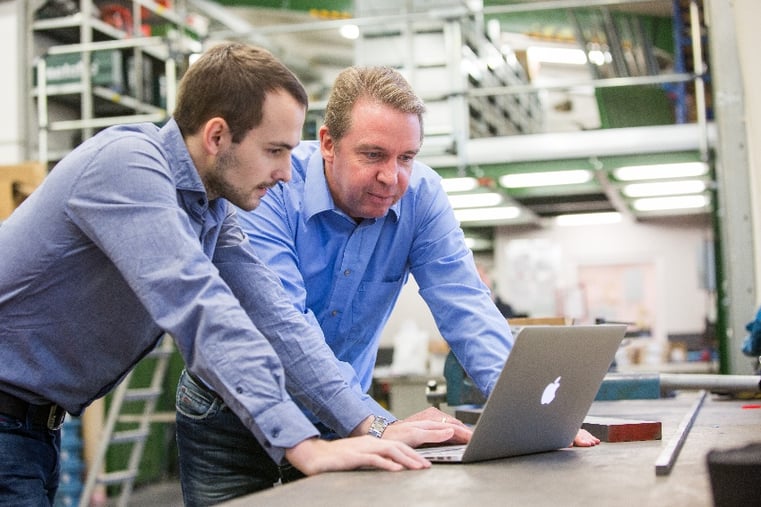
[0,389,66,430]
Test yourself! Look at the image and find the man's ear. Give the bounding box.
[318,125,334,163]
[203,117,230,156]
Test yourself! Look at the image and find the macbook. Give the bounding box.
[416,324,626,463]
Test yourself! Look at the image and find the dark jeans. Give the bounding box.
[0,413,61,506]
[175,370,305,507]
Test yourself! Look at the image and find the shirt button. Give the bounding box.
[331,310,338,316]
[344,269,351,276]
[271,428,280,438]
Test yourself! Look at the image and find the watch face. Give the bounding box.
[368,416,389,438]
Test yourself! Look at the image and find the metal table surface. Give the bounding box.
[220,392,760,507]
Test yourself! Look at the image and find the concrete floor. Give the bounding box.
[126,480,183,507]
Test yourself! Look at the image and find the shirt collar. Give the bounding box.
[160,118,206,195]
[302,150,400,223]
[159,118,217,216]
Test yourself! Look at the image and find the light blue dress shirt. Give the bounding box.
[238,141,514,412]
[0,121,373,463]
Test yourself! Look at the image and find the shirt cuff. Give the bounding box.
[245,399,320,464]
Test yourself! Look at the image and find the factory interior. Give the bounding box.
[1,0,760,505]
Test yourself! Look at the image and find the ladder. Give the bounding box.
[79,334,176,507]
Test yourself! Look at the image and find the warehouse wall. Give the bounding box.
[735,0,761,299]
[381,216,711,362]
[494,216,711,339]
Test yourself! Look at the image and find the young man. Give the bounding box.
[0,43,450,506]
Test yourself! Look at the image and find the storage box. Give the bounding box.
[41,50,126,92]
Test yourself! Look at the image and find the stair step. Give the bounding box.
[117,411,176,424]
[124,387,162,402]
[98,469,137,486]
[110,429,150,444]
[146,346,174,359]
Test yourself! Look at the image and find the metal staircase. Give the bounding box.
[566,0,708,126]
[568,4,662,80]
[79,334,176,507]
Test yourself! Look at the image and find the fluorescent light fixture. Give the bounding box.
[554,212,622,226]
[622,180,706,198]
[499,169,593,188]
[527,46,587,65]
[632,194,709,211]
[339,24,359,40]
[448,192,502,209]
[454,206,521,223]
[614,162,709,181]
[441,177,479,193]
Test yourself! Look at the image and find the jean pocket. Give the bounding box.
[175,370,222,420]
[0,414,23,430]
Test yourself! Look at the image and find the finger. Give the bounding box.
[358,454,405,472]
[403,407,468,428]
[573,436,600,447]
[420,427,456,444]
[361,443,430,471]
[402,419,470,432]
[445,425,473,444]
[400,427,456,448]
[444,417,469,428]
[572,429,600,447]
[380,442,432,469]
[417,422,470,442]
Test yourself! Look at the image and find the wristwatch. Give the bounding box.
[367,415,391,438]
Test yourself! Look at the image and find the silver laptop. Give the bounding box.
[416,324,626,463]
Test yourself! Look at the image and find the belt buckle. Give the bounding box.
[47,405,65,430]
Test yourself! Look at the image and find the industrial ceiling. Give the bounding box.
[190,0,713,227]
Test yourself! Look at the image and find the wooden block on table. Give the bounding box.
[582,415,662,442]
[454,408,662,442]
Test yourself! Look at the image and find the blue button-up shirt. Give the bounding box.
[0,121,372,463]
[238,141,514,410]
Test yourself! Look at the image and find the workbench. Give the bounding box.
[219,392,760,507]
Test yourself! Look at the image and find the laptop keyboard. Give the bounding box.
[416,445,467,461]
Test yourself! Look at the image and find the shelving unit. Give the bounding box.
[27,0,204,167]
[353,0,542,167]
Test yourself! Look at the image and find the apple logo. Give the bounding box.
[541,376,561,405]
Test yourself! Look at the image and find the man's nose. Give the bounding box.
[274,161,292,183]
[377,160,399,185]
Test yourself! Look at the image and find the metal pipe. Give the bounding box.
[660,373,761,392]
[655,390,706,476]
[482,0,670,15]
[689,0,709,160]
[465,72,695,98]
